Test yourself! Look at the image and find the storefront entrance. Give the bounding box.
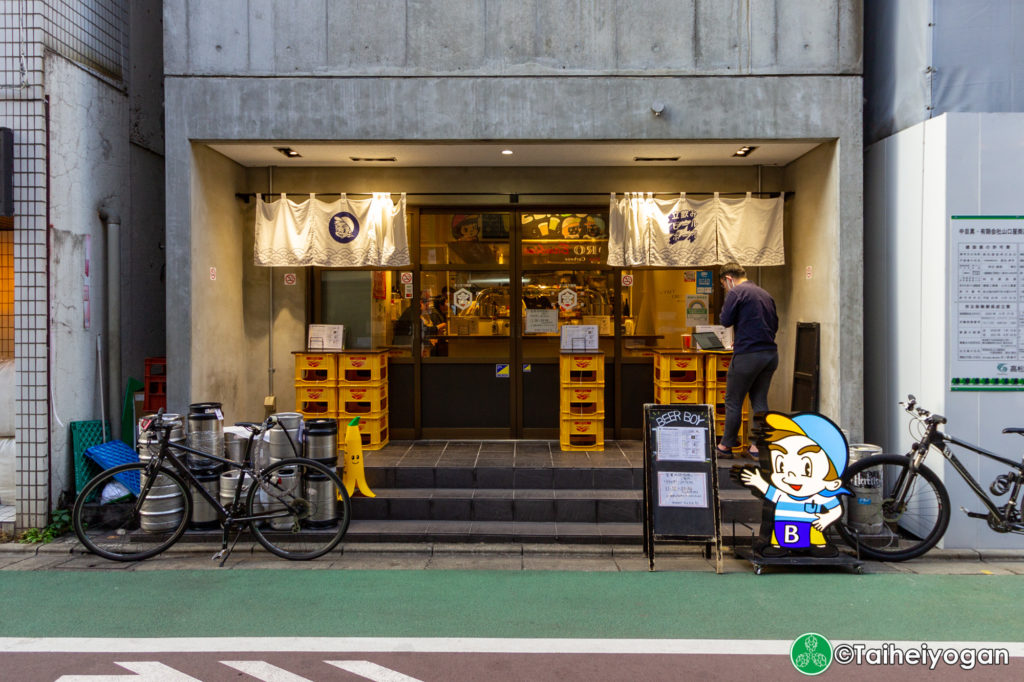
[314,206,718,441]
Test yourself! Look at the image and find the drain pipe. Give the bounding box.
[98,207,121,437]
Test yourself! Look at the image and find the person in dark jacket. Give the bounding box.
[716,262,778,459]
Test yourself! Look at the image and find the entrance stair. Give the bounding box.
[346,440,760,545]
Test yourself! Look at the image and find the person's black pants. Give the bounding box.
[721,349,778,449]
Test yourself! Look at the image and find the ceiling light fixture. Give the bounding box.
[634,156,680,162]
[275,146,301,158]
[732,145,758,158]
[501,149,514,155]
[349,157,397,162]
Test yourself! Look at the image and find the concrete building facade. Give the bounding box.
[163,0,865,440]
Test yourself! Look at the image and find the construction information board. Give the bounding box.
[950,216,1024,390]
[642,403,722,572]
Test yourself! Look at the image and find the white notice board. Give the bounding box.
[950,216,1024,390]
[560,325,599,351]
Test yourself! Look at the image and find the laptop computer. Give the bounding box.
[692,331,727,351]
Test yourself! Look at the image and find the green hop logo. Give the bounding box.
[790,633,832,675]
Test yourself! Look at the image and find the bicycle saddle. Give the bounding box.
[1002,427,1024,435]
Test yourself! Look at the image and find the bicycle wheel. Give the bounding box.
[835,454,950,561]
[246,458,350,560]
[72,462,192,561]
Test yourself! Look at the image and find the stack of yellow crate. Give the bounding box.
[652,350,749,449]
[559,351,604,451]
[704,352,750,448]
[295,352,339,416]
[294,350,390,451]
[337,350,389,451]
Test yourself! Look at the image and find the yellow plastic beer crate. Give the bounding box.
[653,383,704,405]
[339,412,389,450]
[705,352,733,384]
[559,416,605,451]
[653,351,703,385]
[294,353,338,386]
[338,380,388,415]
[339,351,388,383]
[296,385,337,415]
[560,385,605,416]
[559,352,605,384]
[709,387,750,418]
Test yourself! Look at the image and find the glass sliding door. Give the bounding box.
[419,211,514,437]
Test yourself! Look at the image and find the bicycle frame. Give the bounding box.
[910,419,1024,527]
[141,422,299,528]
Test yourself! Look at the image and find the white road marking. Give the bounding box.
[4,637,1023,656]
[327,660,423,682]
[56,660,201,681]
[220,660,313,681]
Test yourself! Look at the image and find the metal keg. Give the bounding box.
[187,412,223,468]
[262,465,300,530]
[189,466,221,529]
[303,418,338,467]
[137,413,184,461]
[219,469,255,511]
[268,412,303,466]
[138,452,186,533]
[304,470,338,528]
[846,443,885,534]
[224,429,248,464]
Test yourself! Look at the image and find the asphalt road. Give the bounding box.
[1,568,1022,679]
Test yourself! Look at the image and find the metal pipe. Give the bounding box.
[98,206,121,438]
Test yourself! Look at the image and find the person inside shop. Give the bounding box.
[716,262,778,459]
[419,292,448,357]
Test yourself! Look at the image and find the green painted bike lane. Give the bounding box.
[1,570,1019,642]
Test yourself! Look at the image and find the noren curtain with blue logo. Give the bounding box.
[608,192,784,267]
[254,193,409,267]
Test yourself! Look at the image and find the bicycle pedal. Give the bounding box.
[211,549,226,561]
[960,506,987,519]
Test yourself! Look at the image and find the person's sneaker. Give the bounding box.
[716,445,734,459]
[809,544,839,558]
[759,544,789,558]
[745,448,759,460]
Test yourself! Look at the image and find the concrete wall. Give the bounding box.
[765,142,845,427]
[165,0,862,77]
[46,53,129,503]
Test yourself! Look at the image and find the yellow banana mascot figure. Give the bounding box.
[341,417,376,498]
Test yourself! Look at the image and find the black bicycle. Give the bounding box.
[835,395,1024,561]
[72,410,351,562]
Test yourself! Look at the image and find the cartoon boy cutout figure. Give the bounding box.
[739,412,850,558]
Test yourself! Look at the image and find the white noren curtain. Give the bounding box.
[254,193,409,267]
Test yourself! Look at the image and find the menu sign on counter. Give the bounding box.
[951,216,1024,390]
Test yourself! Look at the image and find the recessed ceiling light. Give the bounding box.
[634,156,680,162]
[275,146,301,158]
[732,145,758,158]
[501,149,514,155]
[349,157,397,162]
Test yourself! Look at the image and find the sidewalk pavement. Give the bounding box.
[2,536,1024,574]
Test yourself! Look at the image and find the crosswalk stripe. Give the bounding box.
[220,661,313,682]
[327,660,423,682]
[56,660,202,681]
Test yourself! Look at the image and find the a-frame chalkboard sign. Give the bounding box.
[642,403,723,573]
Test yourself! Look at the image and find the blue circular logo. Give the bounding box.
[328,212,360,244]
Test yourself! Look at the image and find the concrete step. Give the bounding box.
[365,466,641,491]
[351,488,641,523]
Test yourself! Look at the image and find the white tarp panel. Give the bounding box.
[255,193,409,267]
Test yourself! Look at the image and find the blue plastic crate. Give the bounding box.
[84,440,140,495]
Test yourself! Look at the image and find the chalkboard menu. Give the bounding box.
[642,403,723,572]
